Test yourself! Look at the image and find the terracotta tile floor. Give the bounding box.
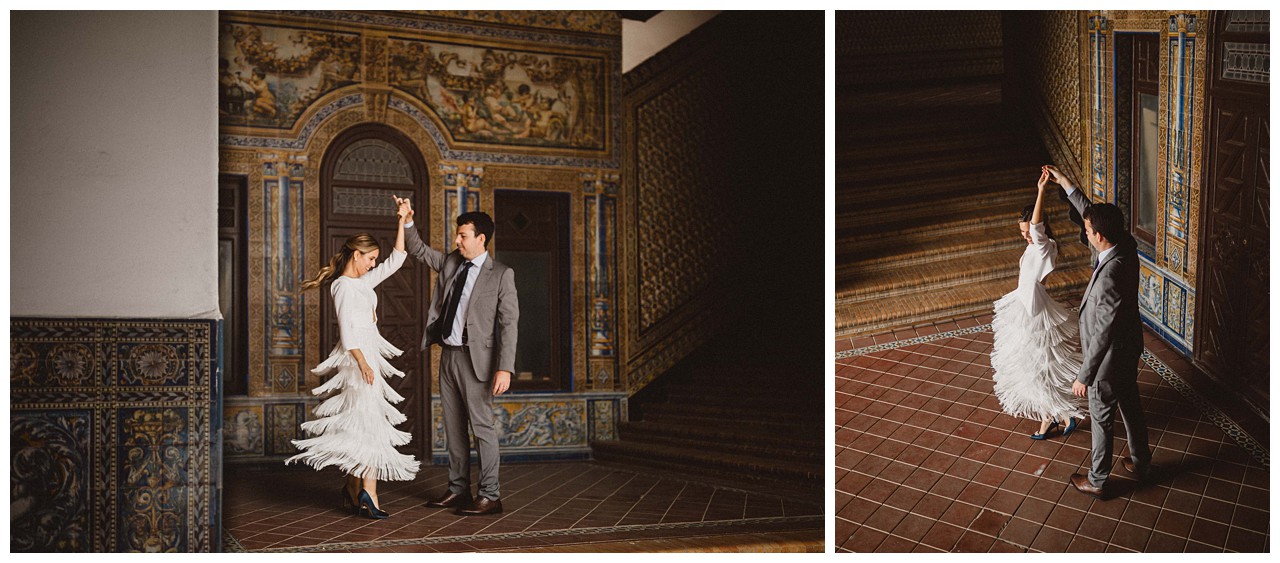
[835,313,1270,553]
[223,461,822,552]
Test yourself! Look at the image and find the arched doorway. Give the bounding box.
[320,124,431,460]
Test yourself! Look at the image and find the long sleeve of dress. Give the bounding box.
[1026,222,1058,283]
[331,279,364,352]
[362,248,407,289]
[1014,222,1059,315]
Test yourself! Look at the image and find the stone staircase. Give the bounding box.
[835,75,1094,338]
[591,346,823,498]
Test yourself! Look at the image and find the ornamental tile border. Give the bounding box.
[219,95,619,169]
[227,515,821,553]
[219,94,364,150]
[264,10,621,48]
[836,321,1269,468]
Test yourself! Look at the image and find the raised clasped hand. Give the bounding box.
[393,195,413,221]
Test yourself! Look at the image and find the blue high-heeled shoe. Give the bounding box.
[358,489,389,519]
[1062,417,1079,437]
[1030,420,1060,440]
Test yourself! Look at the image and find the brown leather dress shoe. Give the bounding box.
[425,490,472,509]
[1121,458,1152,481]
[1070,473,1107,500]
[456,497,503,516]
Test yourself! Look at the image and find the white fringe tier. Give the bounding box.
[284,333,421,481]
[989,285,1086,423]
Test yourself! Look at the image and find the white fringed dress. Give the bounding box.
[286,248,421,481]
[990,222,1086,423]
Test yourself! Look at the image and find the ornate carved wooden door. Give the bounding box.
[321,124,431,459]
[1195,12,1269,412]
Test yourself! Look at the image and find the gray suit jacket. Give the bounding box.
[1064,188,1143,389]
[404,224,519,382]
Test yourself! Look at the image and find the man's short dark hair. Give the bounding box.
[1083,203,1125,244]
[457,211,495,247]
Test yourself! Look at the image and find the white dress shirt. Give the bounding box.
[445,251,487,346]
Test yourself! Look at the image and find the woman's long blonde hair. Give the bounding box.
[299,233,379,291]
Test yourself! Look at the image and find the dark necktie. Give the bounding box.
[440,261,473,342]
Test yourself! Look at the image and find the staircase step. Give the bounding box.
[619,420,823,452]
[835,263,1092,337]
[837,239,1092,303]
[837,167,1032,210]
[839,125,1038,165]
[617,424,823,464]
[657,388,820,411]
[640,403,822,427]
[837,197,1080,265]
[639,410,823,441]
[843,144,1044,186]
[844,186,1034,235]
[590,440,822,485]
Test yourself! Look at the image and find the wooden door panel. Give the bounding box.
[321,124,430,460]
[1196,19,1268,410]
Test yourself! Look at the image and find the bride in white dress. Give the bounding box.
[286,197,419,519]
[990,169,1086,440]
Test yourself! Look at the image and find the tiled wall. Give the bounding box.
[10,318,221,552]
[1021,10,1211,356]
[835,11,1004,85]
[219,10,626,464]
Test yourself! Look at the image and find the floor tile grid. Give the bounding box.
[241,516,823,553]
[838,318,1269,470]
[834,325,1264,550]
[829,345,1269,542]
[228,464,609,548]
[836,332,1095,552]
[838,326,1268,480]
[840,340,1262,471]
[842,320,1270,454]
[471,464,645,534]
[834,360,1264,550]
[227,464,569,548]
[226,462,821,552]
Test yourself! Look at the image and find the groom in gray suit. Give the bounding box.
[397,198,518,516]
[1045,166,1151,500]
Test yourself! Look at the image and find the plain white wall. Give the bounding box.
[11,11,220,318]
[622,11,719,73]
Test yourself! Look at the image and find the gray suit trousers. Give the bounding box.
[1086,350,1152,487]
[440,347,501,500]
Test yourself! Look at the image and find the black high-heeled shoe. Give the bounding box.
[340,486,359,514]
[358,489,389,519]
